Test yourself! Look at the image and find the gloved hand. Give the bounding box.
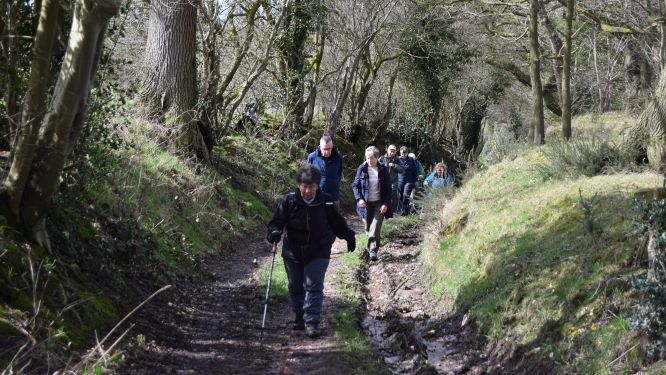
[347,234,356,252]
[267,229,282,244]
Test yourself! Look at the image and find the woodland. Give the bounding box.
[3,0,666,373]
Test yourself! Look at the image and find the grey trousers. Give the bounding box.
[364,200,384,252]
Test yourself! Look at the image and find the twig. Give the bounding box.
[102,324,135,359]
[391,278,409,298]
[607,344,638,367]
[87,285,172,359]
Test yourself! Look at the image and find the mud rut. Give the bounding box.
[120,218,488,374]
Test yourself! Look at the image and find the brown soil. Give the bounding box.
[119,216,374,374]
[119,217,490,374]
[361,224,489,374]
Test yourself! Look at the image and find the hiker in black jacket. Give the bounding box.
[266,164,356,338]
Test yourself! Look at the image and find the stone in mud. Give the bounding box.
[402,310,426,319]
[384,355,400,364]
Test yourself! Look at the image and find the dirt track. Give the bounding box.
[361,225,488,374]
[119,217,488,374]
[120,216,375,374]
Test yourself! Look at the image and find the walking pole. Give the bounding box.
[261,242,278,341]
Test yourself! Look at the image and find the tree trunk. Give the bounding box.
[199,0,221,131]
[539,5,563,108]
[222,1,290,131]
[623,40,649,112]
[304,25,325,129]
[372,69,397,145]
[4,0,59,213]
[561,0,573,140]
[216,1,261,110]
[3,1,19,149]
[487,59,562,117]
[2,0,120,247]
[141,0,208,160]
[279,0,311,137]
[528,0,545,145]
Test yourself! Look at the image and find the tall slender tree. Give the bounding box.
[561,0,574,140]
[528,0,545,144]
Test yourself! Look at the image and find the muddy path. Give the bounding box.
[119,218,489,374]
[360,224,489,374]
[119,216,375,374]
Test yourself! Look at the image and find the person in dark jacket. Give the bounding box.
[307,135,343,210]
[397,146,418,215]
[266,164,356,338]
[352,146,393,261]
[378,144,404,213]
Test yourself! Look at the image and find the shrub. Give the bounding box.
[540,136,634,179]
[479,121,527,167]
[630,198,666,360]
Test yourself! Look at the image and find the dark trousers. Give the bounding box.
[283,257,330,323]
[398,182,415,215]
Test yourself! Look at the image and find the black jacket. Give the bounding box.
[267,189,354,263]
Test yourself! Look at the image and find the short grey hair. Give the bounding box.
[365,146,380,158]
[320,134,333,145]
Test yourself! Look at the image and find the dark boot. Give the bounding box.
[292,314,305,330]
[305,322,320,338]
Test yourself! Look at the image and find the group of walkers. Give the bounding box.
[264,134,453,339]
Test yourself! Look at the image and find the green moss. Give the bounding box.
[236,191,272,221]
[76,221,96,240]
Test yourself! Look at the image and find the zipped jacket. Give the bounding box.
[378,154,404,186]
[307,147,343,202]
[397,156,418,185]
[267,189,354,263]
[352,162,393,220]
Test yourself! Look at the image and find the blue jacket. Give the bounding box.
[307,147,343,202]
[424,171,453,189]
[352,162,393,219]
[397,156,418,185]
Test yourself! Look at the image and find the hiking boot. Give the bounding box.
[369,250,378,261]
[305,322,320,338]
[292,315,305,330]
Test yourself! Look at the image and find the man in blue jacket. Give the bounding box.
[307,135,343,211]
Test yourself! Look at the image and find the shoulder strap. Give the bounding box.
[285,192,298,215]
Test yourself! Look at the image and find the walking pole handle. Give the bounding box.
[261,242,278,339]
